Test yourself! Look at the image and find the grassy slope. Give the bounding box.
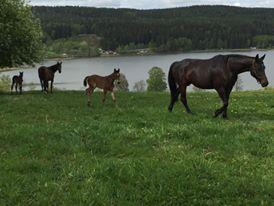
[0,91,274,205]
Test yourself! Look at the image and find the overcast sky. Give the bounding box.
[28,0,274,9]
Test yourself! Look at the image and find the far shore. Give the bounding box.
[1,48,272,73]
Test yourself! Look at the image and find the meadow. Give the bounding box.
[0,90,274,205]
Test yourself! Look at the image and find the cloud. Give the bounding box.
[28,0,274,9]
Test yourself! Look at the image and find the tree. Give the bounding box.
[115,73,129,92]
[133,80,146,92]
[147,67,167,92]
[0,0,44,67]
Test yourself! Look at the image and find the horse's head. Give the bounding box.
[113,68,121,84]
[251,54,268,87]
[19,72,23,77]
[57,61,62,73]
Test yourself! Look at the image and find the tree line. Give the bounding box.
[32,5,274,51]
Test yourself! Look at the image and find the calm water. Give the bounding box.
[1,50,274,91]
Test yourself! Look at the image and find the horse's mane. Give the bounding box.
[47,63,59,72]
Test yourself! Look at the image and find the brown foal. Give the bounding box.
[11,72,23,94]
[83,68,121,106]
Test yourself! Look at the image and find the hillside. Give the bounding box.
[1,91,274,204]
[33,5,274,51]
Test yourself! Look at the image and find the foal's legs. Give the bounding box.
[102,90,107,103]
[111,91,116,103]
[15,83,18,93]
[87,86,94,106]
[19,83,22,94]
[44,81,49,93]
[214,87,229,118]
[179,84,191,113]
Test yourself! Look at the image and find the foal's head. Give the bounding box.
[251,54,268,87]
[112,68,121,84]
[19,72,23,77]
[56,61,62,73]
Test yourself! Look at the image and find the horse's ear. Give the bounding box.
[117,68,120,72]
[255,54,259,62]
[114,68,117,72]
[260,54,266,61]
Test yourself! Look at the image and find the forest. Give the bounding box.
[33,5,274,52]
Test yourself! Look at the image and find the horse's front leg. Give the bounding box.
[50,80,53,93]
[179,84,192,114]
[19,84,22,94]
[214,87,229,118]
[44,81,48,93]
[111,91,116,104]
[15,83,18,93]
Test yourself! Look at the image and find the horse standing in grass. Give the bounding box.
[11,72,23,94]
[83,68,121,106]
[168,54,268,118]
[38,62,62,93]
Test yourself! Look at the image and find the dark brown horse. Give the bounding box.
[168,54,268,118]
[38,62,62,93]
[11,72,23,94]
[83,68,121,106]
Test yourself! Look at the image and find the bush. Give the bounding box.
[115,73,129,92]
[147,67,167,92]
[133,80,146,92]
[0,75,11,92]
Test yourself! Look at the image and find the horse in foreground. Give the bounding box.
[83,68,121,106]
[168,54,268,118]
[38,62,62,93]
[11,72,23,94]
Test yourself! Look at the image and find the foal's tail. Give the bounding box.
[83,76,89,87]
[168,63,179,99]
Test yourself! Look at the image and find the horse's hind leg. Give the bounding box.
[40,79,44,92]
[50,80,53,93]
[168,89,180,112]
[179,84,192,114]
[11,81,14,93]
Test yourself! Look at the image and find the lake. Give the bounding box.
[1,50,273,91]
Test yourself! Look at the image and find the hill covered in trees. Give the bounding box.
[33,5,274,52]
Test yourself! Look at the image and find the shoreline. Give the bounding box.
[1,48,272,73]
[45,48,271,60]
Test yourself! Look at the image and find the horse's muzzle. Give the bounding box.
[261,80,269,87]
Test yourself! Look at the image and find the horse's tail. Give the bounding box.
[83,76,89,87]
[168,62,179,99]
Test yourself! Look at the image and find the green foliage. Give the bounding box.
[46,37,100,58]
[253,35,274,49]
[33,6,274,51]
[0,91,274,205]
[0,0,44,67]
[147,67,167,92]
[0,75,11,92]
[115,73,129,92]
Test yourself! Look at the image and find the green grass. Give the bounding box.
[0,91,274,205]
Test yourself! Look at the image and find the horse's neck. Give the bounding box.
[106,74,115,83]
[48,65,58,73]
[228,56,253,75]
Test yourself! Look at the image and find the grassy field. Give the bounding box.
[0,90,274,205]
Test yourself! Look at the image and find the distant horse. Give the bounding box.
[168,54,268,118]
[83,68,121,106]
[11,72,23,94]
[38,62,62,93]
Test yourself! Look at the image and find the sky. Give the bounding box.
[28,0,274,9]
